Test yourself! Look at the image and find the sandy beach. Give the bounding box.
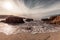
[0,32,60,40]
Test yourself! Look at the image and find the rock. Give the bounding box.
[0,15,34,25]
[0,15,12,18]
[50,16,60,24]
[41,18,53,23]
[41,16,56,22]
[41,15,60,24]
[25,19,33,22]
[41,18,51,21]
[22,27,32,30]
[0,16,25,24]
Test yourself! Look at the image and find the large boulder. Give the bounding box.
[0,16,25,24]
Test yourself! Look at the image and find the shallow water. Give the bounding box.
[0,20,60,35]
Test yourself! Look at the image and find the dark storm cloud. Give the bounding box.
[23,0,60,9]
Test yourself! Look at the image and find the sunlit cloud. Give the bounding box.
[2,1,14,10]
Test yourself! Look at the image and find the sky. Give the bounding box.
[0,0,60,19]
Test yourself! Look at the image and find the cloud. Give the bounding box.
[24,0,60,9]
[0,0,60,19]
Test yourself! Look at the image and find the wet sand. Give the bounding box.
[0,32,60,40]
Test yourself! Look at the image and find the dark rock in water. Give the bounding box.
[41,18,50,21]
[25,19,33,22]
[0,15,34,25]
[41,18,52,23]
[0,16,25,24]
[41,16,56,22]
[22,27,32,30]
[25,27,32,30]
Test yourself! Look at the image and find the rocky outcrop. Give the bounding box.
[50,16,60,24]
[0,16,25,24]
[41,15,60,24]
[0,15,33,24]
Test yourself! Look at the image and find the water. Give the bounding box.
[0,20,60,35]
